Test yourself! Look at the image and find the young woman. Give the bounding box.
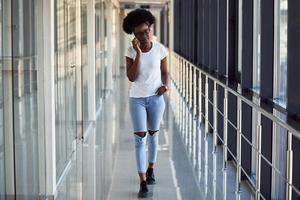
[122,8,168,198]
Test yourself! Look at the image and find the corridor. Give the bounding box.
[55,68,254,200]
[1,0,300,199]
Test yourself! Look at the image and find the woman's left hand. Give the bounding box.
[155,86,168,96]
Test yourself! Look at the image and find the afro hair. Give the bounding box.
[122,8,156,34]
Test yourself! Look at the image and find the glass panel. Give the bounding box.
[95,1,102,108]
[55,0,67,178]
[272,1,288,198]
[65,0,77,164]
[251,0,261,181]
[95,0,106,108]
[102,2,107,97]
[272,111,286,199]
[55,0,77,179]
[275,0,288,107]
[251,97,260,178]
[81,2,89,131]
[12,0,41,197]
[0,0,5,197]
[112,8,117,76]
[253,0,261,93]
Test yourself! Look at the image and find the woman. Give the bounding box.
[122,8,168,198]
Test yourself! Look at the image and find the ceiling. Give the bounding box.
[118,0,169,9]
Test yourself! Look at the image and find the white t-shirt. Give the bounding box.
[125,41,167,98]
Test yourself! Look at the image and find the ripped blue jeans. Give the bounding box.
[129,95,165,173]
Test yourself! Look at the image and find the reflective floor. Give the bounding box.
[56,68,255,200]
[55,84,118,200]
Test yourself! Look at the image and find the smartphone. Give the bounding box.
[132,37,140,47]
[134,37,140,43]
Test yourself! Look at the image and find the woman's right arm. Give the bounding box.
[126,38,141,82]
[126,53,140,82]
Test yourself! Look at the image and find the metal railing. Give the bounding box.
[167,51,300,200]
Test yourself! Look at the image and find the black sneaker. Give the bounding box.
[146,168,156,185]
[138,181,148,198]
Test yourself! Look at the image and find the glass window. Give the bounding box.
[55,0,78,179]
[81,2,89,131]
[12,0,42,197]
[251,96,260,180]
[272,111,286,199]
[274,0,288,107]
[272,0,288,198]
[251,0,262,183]
[55,0,67,179]
[0,0,4,196]
[95,0,105,108]
[253,0,261,93]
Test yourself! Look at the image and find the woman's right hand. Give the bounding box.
[132,38,141,54]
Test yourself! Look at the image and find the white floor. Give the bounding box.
[56,68,255,200]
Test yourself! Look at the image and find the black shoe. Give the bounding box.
[138,181,148,198]
[146,168,156,185]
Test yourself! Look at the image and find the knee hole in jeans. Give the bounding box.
[148,130,158,136]
[134,132,147,138]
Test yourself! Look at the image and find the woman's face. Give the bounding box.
[133,23,152,44]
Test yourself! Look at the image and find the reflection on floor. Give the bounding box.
[55,81,118,200]
[56,68,255,200]
[108,100,179,200]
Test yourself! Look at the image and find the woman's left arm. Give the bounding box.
[156,57,168,95]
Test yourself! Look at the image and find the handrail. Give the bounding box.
[168,50,300,200]
[171,51,300,139]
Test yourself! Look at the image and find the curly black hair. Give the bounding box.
[122,8,156,34]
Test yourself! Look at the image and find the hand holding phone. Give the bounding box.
[132,38,141,54]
